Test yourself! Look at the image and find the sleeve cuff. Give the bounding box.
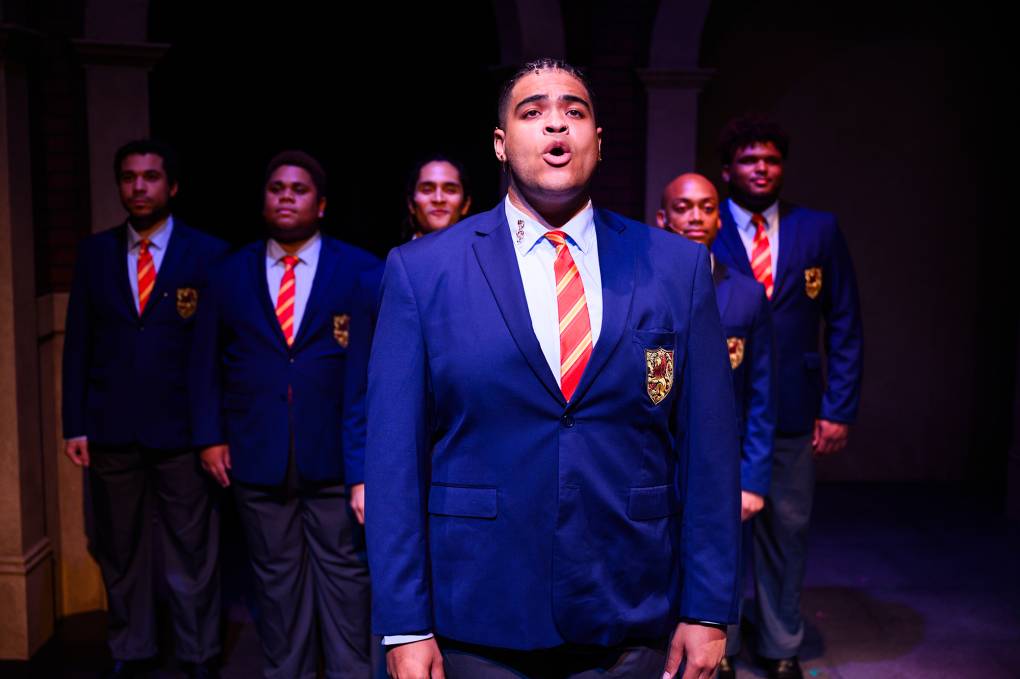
[382,633,433,646]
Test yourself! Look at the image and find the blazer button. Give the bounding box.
[561,414,574,428]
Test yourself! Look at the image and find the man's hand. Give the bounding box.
[350,483,365,525]
[386,637,445,679]
[812,419,849,456]
[663,621,725,679]
[64,438,90,467]
[200,445,231,487]
[740,490,764,521]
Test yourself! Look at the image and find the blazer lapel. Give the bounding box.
[716,202,753,277]
[292,235,339,350]
[112,225,139,319]
[252,241,289,348]
[567,209,635,406]
[773,202,797,299]
[713,259,734,321]
[472,206,564,405]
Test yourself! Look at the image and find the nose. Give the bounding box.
[430,188,444,203]
[689,207,704,223]
[754,159,768,174]
[132,176,146,192]
[545,109,568,134]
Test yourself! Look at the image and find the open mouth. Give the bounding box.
[543,142,572,166]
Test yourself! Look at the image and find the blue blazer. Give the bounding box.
[189,235,381,486]
[62,221,228,449]
[713,202,863,434]
[714,262,776,496]
[365,204,741,649]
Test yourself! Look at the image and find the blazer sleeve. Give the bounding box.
[364,248,433,636]
[676,247,742,625]
[740,286,776,496]
[61,244,92,439]
[341,262,384,486]
[820,222,863,423]
[189,270,226,448]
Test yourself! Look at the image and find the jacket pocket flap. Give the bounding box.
[428,485,498,519]
[627,485,677,520]
[632,328,676,348]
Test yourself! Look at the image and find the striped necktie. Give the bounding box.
[545,230,592,401]
[137,238,155,313]
[276,255,299,346]
[750,213,774,298]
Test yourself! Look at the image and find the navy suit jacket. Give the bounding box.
[365,204,741,649]
[713,202,863,434]
[714,261,776,496]
[62,221,228,449]
[189,235,381,486]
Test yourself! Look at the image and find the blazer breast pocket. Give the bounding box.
[632,328,676,406]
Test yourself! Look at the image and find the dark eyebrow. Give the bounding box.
[560,94,591,111]
[514,94,549,113]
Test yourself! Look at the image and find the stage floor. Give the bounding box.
[4,483,1018,678]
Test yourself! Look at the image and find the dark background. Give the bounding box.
[14,0,1017,497]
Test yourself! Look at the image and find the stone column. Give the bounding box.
[71,40,167,233]
[0,25,56,660]
[638,68,713,224]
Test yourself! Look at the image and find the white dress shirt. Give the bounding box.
[127,216,173,312]
[265,232,322,338]
[727,199,780,279]
[505,195,603,384]
[382,197,604,647]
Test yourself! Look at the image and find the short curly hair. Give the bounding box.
[496,58,596,129]
[264,150,327,198]
[718,114,790,166]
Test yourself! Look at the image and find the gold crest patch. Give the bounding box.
[645,347,675,405]
[727,337,745,370]
[333,314,350,348]
[176,288,198,319]
[804,267,823,300]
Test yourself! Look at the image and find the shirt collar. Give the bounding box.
[728,199,779,234]
[128,215,174,250]
[504,195,595,256]
[267,231,322,265]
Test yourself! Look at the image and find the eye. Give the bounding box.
[566,108,584,118]
[143,171,161,181]
[522,109,541,119]
[442,184,462,195]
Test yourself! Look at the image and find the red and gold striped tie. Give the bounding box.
[276,255,299,346]
[137,238,155,313]
[546,230,592,401]
[750,213,774,298]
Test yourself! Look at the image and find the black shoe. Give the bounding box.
[717,655,736,679]
[185,659,220,679]
[100,659,142,679]
[766,656,804,679]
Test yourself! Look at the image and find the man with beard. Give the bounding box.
[190,151,380,679]
[656,173,776,679]
[62,139,226,678]
[365,59,741,679]
[711,116,863,679]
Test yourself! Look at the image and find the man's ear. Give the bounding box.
[493,127,507,162]
[460,196,473,216]
[655,209,666,229]
[318,196,327,219]
[721,165,731,184]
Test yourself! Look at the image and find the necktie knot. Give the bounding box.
[282,255,299,270]
[139,238,151,255]
[751,213,767,236]
[545,230,568,249]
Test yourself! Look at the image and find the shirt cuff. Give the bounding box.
[382,633,434,646]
